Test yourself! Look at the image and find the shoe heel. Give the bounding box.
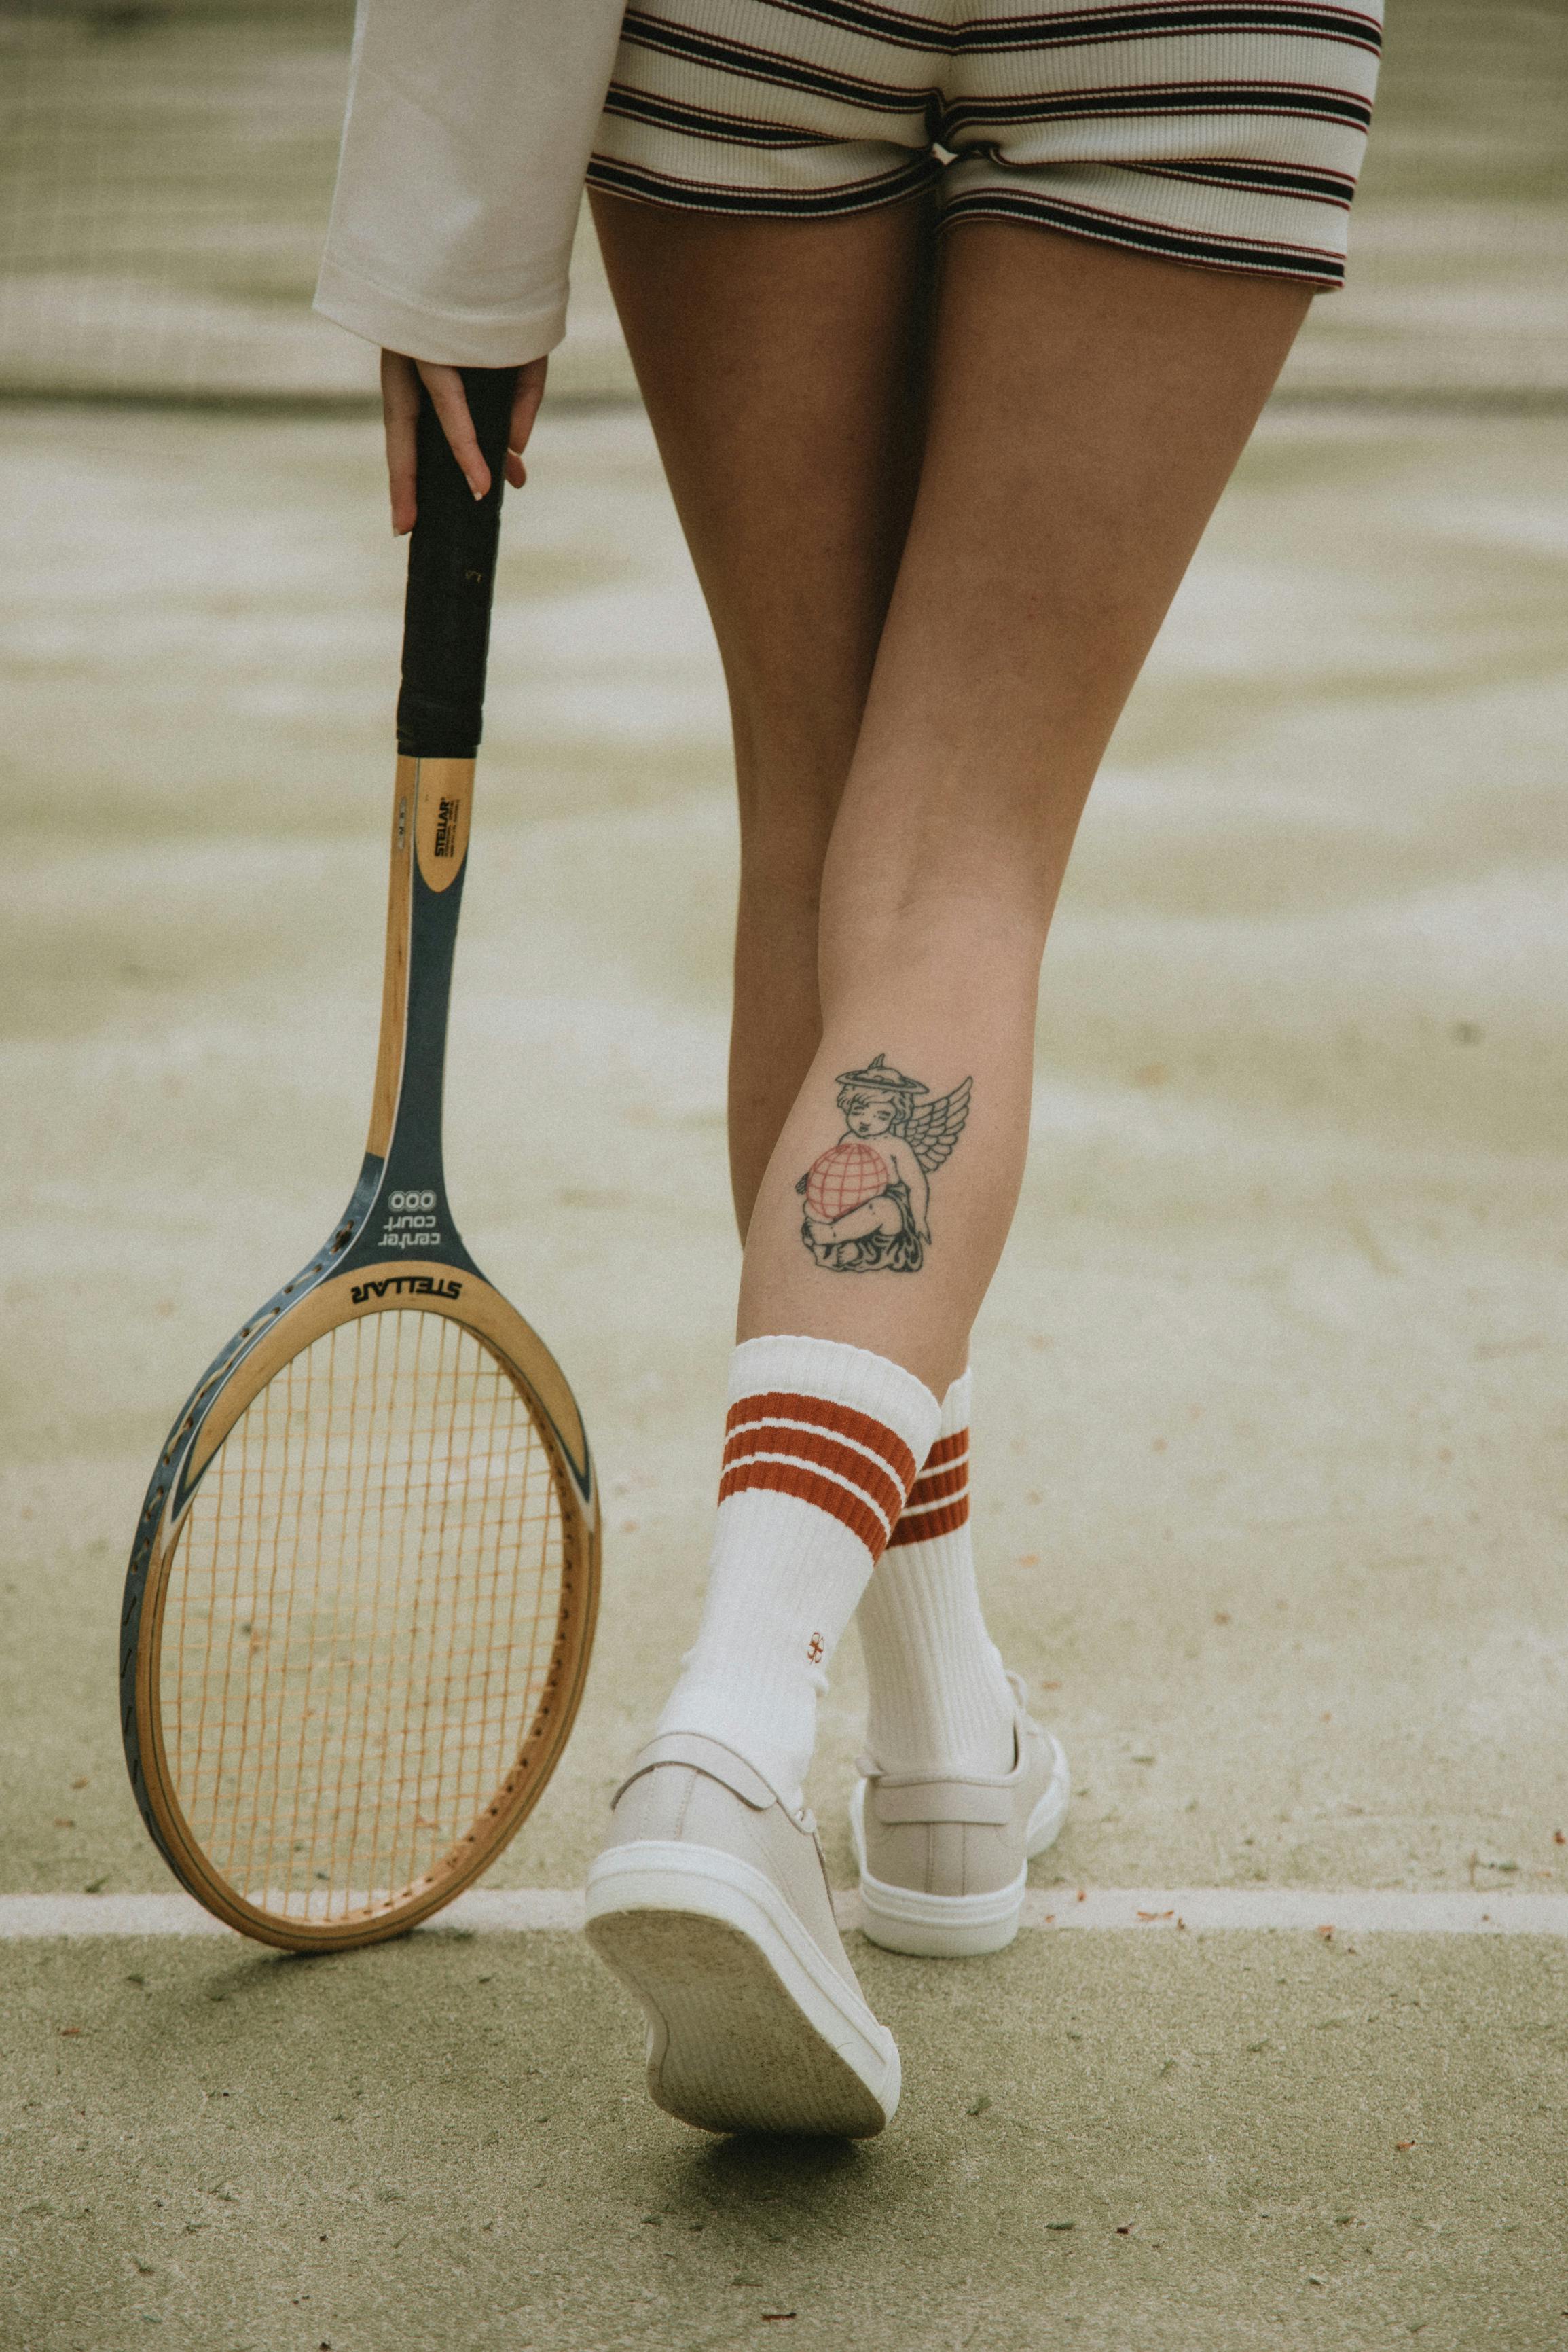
[585,1844,900,2136]
[856,1872,1025,1959]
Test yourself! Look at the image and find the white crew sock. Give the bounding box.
[856,1369,1018,1777]
[655,1335,942,1809]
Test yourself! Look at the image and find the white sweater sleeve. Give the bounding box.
[314,0,627,367]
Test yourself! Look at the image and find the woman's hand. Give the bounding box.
[381,351,549,535]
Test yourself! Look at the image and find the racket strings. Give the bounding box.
[162,1309,567,1924]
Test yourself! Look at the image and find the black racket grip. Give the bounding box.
[396,365,517,759]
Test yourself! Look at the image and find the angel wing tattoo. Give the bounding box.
[902,1077,972,1174]
[795,1053,974,1276]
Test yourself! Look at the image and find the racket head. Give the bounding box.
[121,1261,598,1951]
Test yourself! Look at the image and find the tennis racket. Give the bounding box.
[120,367,599,1952]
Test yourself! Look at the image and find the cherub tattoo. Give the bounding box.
[796,1054,972,1275]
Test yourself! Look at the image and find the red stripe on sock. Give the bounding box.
[885,1492,971,1548]
[721,1425,906,1530]
[725,1390,917,1491]
[718,1457,889,1557]
[901,1457,968,1507]
[884,1422,970,1545]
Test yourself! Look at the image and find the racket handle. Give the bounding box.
[396,365,519,760]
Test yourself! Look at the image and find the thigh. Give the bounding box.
[589,190,932,840]
[824,222,1312,945]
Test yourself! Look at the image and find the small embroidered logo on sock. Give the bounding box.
[806,1632,824,1664]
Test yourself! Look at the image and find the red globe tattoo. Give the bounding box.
[795,1053,972,1276]
[805,1140,888,1223]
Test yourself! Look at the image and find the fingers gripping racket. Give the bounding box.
[120,369,599,1951]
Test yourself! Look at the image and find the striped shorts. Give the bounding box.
[587,0,1383,289]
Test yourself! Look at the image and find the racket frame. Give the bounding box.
[120,372,600,1951]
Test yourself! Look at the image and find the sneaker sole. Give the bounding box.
[850,1734,1072,1959]
[584,1841,900,2137]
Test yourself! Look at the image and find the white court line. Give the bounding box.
[2,1887,1566,1940]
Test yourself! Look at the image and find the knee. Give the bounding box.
[816,863,1052,1004]
[734,764,839,909]
[731,674,860,830]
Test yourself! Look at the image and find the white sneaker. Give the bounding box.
[850,1681,1070,1958]
[585,1732,900,2137]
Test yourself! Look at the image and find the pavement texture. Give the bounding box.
[7,1930,1568,2352]
[2,399,1566,2348]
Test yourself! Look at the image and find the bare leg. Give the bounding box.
[589,192,930,1232]
[586,227,1313,2111]
[732,225,1310,1393]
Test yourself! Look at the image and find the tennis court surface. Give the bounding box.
[3,389,1566,2348]
[6,0,1568,2331]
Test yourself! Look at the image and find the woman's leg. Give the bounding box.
[585,216,1313,2135]
[589,191,932,1232]
[737,224,1311,1392]
[591,212,1311,1794]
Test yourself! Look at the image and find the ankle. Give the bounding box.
[653,1332,943,1807]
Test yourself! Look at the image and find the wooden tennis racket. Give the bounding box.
[120,368,599,1952]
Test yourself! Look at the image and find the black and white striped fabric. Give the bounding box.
[589,0,1382,288]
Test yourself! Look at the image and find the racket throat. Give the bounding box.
[348,753,478,1278]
